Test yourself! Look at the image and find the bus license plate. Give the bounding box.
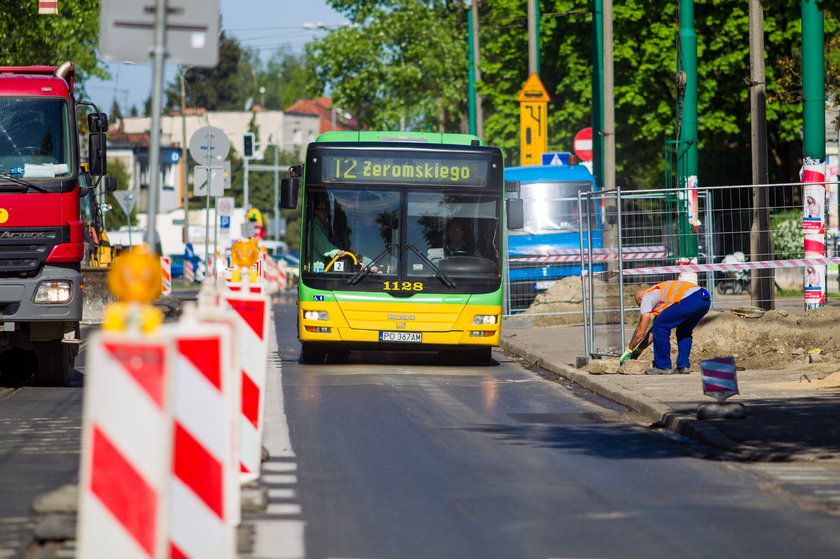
[379,331,422,343]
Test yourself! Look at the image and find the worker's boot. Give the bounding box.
[675,367,691,374]
[645,367,674,375]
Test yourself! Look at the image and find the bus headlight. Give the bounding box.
[304,310,329,321]
[473,314,498,325]
[33,281,73,304]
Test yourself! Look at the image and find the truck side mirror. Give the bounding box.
[88,133,107,176]
[88,112,108,133]
[105,176,117,192]
[506,197,524,230]
[87,112,108,176]
[280,177,299,209]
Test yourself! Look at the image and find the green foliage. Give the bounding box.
[770,210,804,260]
[164,39,314,113]
[165,33,251,111]
[0,1,106,86]
[308,1,469,131]
[311,0,837,187]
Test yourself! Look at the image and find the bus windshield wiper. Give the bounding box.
[347,245,392,285]
[0,172,48,193]
[405,243,457,288]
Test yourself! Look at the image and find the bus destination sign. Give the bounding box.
[321,154,487,186]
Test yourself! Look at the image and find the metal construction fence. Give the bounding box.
[503,181,840,360]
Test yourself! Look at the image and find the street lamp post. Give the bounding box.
[179,66,193,245]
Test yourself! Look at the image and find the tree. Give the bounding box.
[165,32,252,111]
[110,99,123,122]
[311,0,837,188]
[0,1,106,86]
[259,48,317,110]
[308,1,469,131]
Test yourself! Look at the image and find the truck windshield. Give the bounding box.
[0,98,71,178]
[515,180,597,234]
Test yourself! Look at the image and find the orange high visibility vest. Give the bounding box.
[644,280,698,316]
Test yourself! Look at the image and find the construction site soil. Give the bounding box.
[518,277,840,376]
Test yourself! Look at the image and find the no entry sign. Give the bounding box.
[574,127,593,162]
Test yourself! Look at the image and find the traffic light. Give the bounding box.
[242,133,255,159]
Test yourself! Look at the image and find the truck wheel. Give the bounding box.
[35,340,76,387]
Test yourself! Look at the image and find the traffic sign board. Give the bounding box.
[113,190,136,215]
[216,196,234,217]
[100,0,220,66]
[574,127,593,161]
[518,72,550,166]
[189,126,230,165]
[542,152,571,166]
[516,73,551,103]
[194,165,225,196]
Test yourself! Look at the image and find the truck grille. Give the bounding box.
[0,227,65,276]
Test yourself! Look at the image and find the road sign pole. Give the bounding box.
[204,138,213,275]
[146,0,168,252]
[244,157,250,212]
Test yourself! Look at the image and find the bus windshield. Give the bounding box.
[303,187,502,293]
[0,98,72,178]
[514,180,597,235]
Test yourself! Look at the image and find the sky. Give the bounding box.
[84,0,347,115]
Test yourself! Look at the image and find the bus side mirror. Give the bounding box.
[280,177,299,209]
[105,176,118,192]
[505,180,520,196]
[605,205,617,225]
[506,198,524,230]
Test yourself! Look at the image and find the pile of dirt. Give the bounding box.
[516,276,636,327]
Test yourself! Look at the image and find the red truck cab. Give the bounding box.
[0,63,107,386]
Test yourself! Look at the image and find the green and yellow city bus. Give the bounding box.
[280,131,522,363]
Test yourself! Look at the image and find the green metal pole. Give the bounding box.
[802,0,826,310]
[592,0,604,187]
[676,0,699,263]
[467,7,477,136]
[802,0,825,161]
[677,0,697,188]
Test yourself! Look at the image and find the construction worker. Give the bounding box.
[621,280,711,375]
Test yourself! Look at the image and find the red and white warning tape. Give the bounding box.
[608,256,840,276]
[511,246,668,263]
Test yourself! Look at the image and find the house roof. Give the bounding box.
[284,97,358,133]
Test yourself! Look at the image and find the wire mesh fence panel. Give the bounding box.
[504,194,597,317]
[580,182,839,361]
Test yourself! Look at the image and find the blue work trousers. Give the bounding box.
[651,288,711,369]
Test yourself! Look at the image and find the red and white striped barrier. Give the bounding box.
[78,335,174,559]
[510,246,668,263]
[701,356,739,402]
[223,285,271,482]
[161,256,172,296]
[184,259,195,284]
[163,316,238,559]
[802,160,827,306]
[610,256,840,276]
